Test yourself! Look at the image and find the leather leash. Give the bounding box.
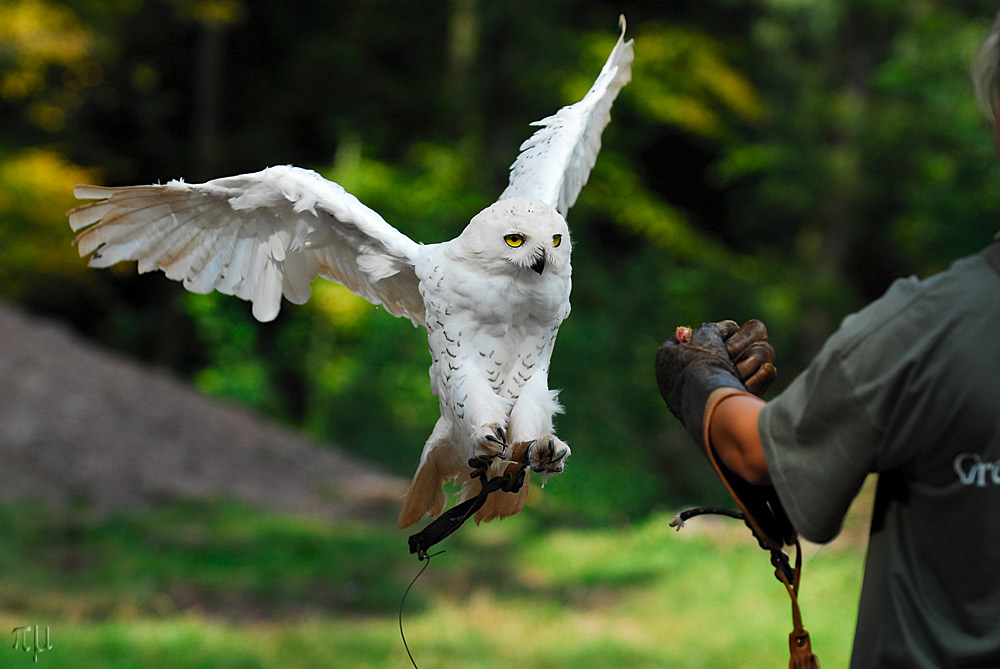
[408,442,531,559]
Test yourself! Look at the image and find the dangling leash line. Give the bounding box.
[671,505,818,667]
[399,444,531,667]
[670,505,798,586]
[399,549,444,669]
[670,505,745,528]
[407,470,500,558]
[408,444,530,558]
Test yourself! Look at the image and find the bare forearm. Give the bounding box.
[707,392,771,485]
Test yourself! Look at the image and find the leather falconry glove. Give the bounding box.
[724,318,777,397]
[656,319,792,550]
[656,319,776,443]
[656,319,746,446]
[658,320,818,669]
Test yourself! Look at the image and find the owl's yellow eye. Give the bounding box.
[552,234,562,247]
[504,233,525,248]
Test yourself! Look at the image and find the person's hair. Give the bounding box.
[973,8,1000,123]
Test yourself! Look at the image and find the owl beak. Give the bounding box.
[530,254,546,275]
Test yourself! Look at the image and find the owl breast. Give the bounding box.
[416,252,569,421]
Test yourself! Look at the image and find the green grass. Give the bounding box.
[0,500,864,668]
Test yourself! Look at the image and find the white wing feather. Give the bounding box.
[500,16,633,217]
[69,166,425,325]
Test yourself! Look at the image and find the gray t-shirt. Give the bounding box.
[760,246,1000,668]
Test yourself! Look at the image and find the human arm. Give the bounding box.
[656,320,774,471]
[657,320,795,549]
[706,390,770,485]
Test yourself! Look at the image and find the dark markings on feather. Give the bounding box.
[445,348,457,359]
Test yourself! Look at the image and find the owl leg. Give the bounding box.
[506,372,571,482]
[456,375,513,467]
[526,434,571,478]
[468,423,507,477]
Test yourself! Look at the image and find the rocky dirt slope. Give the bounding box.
[0,300,407,521]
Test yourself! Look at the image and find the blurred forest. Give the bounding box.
[3,0,999,524]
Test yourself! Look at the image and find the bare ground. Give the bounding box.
[0,300,408,522]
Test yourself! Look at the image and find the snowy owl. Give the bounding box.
[68,19,633,528]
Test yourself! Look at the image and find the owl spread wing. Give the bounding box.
[69,165,425,325]
[499,16,634,217]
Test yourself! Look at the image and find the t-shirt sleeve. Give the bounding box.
[759,333,880,544]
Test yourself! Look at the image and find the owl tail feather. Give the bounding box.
[397,451,449,530]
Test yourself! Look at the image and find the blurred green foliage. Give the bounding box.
[2,0,999,523]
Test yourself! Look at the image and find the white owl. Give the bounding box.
[68,19,633,529]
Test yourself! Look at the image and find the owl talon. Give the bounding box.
[468,456,492,479]
[472,423,508,462]
[528,435,571,475]
[547,447,569,469]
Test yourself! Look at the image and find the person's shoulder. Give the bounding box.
[835,250,995,350]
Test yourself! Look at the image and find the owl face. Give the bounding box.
[459,197,571,276]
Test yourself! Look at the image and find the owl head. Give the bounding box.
[457,197,571,276]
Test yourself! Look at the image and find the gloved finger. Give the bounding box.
[734,341,776,379]
[725,319,768,359]
[744,362,777,397]
[689,321,739,357]
[713,320,741,339]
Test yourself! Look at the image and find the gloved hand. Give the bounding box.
[657,318,794,550]
[656,319,775,448]
[662,322,812,667]
[725,319,777,397]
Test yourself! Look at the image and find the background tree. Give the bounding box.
[2,0,997,523]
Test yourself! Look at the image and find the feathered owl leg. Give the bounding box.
[456,374,514,465]
[507,371,571,477]
[472,373,569,523]
[526,434,570,476]
[469,423,508,469]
